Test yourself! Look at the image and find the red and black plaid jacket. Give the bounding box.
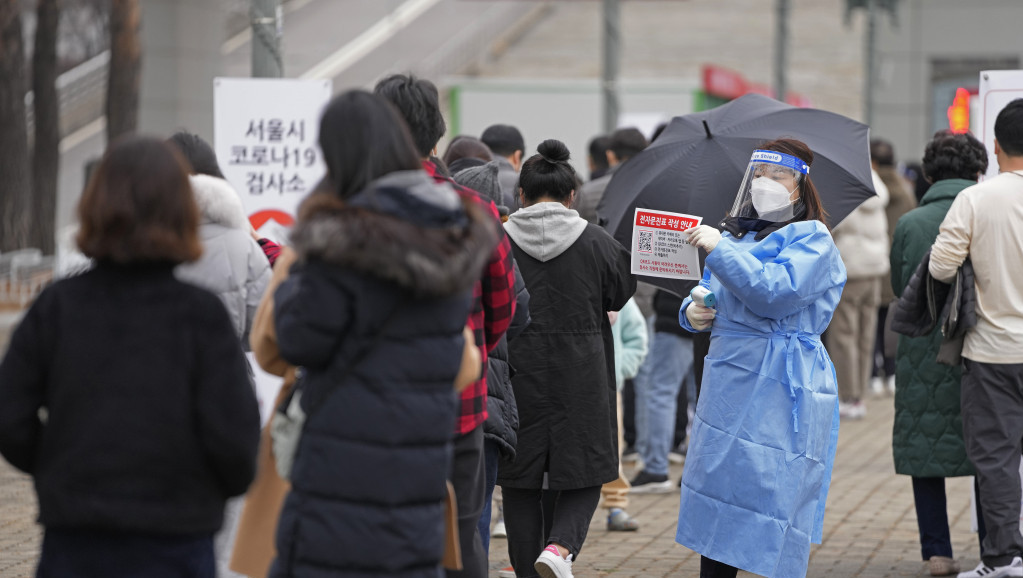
[424,160,516,435]
[256,238,282,268]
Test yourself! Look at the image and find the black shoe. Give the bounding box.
[629,470,673,494]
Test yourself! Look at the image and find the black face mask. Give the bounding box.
[721,203,807,241]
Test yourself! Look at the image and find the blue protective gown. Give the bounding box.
[675,220,846,578]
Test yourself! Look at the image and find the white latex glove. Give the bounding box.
[685,302,716,331]
[686,225,722,253]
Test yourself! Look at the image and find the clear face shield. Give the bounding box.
[728,150,810,223]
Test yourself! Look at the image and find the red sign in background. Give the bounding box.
[249,209,295,230]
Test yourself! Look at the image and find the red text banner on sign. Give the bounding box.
[635,210,699,231]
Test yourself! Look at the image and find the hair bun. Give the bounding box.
[537,139,571,163]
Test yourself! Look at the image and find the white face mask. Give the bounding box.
[750,177,795,215]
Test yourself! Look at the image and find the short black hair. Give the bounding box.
[480,124,525,157]
[318,90,422,199]
[519,139,577,204]
[588,135,611,170]
[870,138,896,167]
[922,130,987,183]
[995,98,1023,156]
[373,74,446,157]
[167,131,225,178]
[608,127,648,162]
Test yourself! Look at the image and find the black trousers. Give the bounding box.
[37,529,214,578]
[700,556,738,578]
[961,360,1023,567]
[503,485,602,577]
[447,425,487,578]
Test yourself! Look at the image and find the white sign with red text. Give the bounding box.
[979,70,1023,180]
[214,77,332,242]
[631,208,702,280]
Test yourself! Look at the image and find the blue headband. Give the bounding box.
[749,150,810,175]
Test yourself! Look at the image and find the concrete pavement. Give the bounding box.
[0,390,983,577]
[486,394,982,577]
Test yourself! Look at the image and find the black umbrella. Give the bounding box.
[597,93,875,295]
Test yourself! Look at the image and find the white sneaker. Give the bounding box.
[535,544,574,578]
[498,567,516,578]
[957,556,1023,578]
[851,401,867,419]
[886,375,896,395]
[492,519,507,538]
[870,376,884,395]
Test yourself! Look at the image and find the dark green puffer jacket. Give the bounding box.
[890,179,976,477]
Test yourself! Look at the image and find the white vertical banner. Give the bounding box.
[978,70,1023,180]
[214,77,333,242]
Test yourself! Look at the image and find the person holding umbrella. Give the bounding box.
[675,138,847,578]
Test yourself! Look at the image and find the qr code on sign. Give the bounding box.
[638,231,653,253]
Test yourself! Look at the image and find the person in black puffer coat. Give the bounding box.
[269,90,499,578]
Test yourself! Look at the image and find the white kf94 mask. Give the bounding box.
[750,177,795,215]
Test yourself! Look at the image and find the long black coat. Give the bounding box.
[269,171,497,578]
[498,218,634,490]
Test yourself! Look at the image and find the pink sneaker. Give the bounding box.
[534,544,574,578]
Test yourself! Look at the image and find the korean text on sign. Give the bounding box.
[630,208,703,280]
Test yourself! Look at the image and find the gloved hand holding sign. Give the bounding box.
[685,225,722,253]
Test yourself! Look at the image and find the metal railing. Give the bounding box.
[25,49,110,138]
[0,250,55,308]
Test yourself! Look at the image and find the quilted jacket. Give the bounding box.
[889,179,975,478]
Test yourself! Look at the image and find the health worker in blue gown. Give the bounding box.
[676,138,847,578]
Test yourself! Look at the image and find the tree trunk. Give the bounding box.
[0,0,33,252]
[106,0,140,143]
[31,0,60,254]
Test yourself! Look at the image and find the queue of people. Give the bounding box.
[0,70,1021,578]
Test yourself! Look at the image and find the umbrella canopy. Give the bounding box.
[597,93,875,295]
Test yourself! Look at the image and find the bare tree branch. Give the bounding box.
[106,0,139,142]
[32,0,60,254]
[0,0,33,251]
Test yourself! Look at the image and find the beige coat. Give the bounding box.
[877,166,917,303]
[833,169,891,280]
[229,247,297,578]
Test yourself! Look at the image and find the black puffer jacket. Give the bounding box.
[483,261,531,459]
[270,171,498,578]
[653,287,697,337]
[891,248,976,365]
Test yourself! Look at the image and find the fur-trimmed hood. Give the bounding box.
[289,170,498,298]
[189,174,249,230]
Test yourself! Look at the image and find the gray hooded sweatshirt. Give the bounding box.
[504,202,589,262]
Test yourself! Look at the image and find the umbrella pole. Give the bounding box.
[774,0,789,103]
[602,0,620,133]
[864,0,877,127]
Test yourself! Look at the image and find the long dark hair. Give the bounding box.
[759,138,829,228]
[318,90,422,200]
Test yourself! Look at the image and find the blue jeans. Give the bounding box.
[638,332,694,476]
[478,438,501,552]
